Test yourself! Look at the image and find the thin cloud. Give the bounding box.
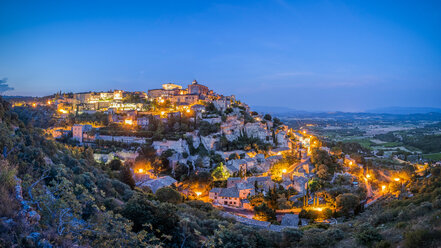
[0,78,14,94]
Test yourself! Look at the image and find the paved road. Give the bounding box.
[286,155,311,179]
[214,204,255,218]
[216,204,302,219]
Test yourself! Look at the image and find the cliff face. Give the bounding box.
[276,130,289,147]
[200,135,218,150]
[221,116,270,142]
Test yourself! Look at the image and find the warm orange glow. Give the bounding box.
[186,109,191,113]
[311,207,323,212]
[349,161,353,166]
[382,185,386,191]
[161,111,166,116]
[32,103,37,107]
[282,169,287,173]
[303,130,306,134]
[394,178,400,182]
[366,174,371,178]
[137,168,144,173]
[47,100,51,105]
[58,109,68,114]
[195,192,202,197]
[159,99,165,103]
[124,119,133,125]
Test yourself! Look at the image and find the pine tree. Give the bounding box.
[120,165,135,189]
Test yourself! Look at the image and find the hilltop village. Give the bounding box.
[2,82,440,247]
[7,81,429,229]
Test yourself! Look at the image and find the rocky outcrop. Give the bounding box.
[202,117,222,124]
[243,122,269,141]
[276,130,289,147]
[152,138,190,155]
[221,116,270,142]
[200,134,218,151]
[14,177,40,226]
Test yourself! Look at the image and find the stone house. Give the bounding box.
[225,159,247,174]
[227,177,242,187]
[137,116,150,127]
[269,147,291,156]
[209,182,255,208]
[72,124,93,143]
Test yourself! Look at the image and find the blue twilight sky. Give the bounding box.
[1,0,440,111]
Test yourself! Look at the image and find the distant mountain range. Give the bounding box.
[251,106,312,115]
[252,105,441,115]
[365,107,441,115]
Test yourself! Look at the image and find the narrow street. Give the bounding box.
[286,155,311,179]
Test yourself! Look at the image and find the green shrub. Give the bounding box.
[155,187,182,204]
[395,221,407,229]
[404,229,441,248]
[325,228,344,241]
[356,225,382,246]
[374,240,392,248]
[300,228,343,248]
[282,228,303,243]
[372,208,399,226]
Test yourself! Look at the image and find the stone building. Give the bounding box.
[72,124,93,143]
[188,80,209,96]
[209,182,255,208]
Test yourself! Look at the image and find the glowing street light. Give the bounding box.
[195,192,202,197]
[382,185,386,191]
[282,169,287,173]
[138,168,144,173]
[394,178,400,182]
[366,174,371,179]
[311,207,323,212]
